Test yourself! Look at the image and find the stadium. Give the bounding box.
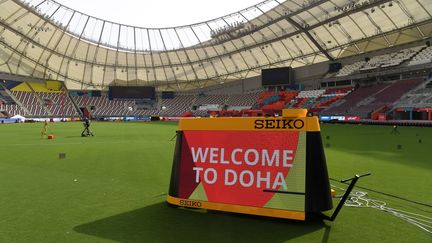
[0,0,431,242]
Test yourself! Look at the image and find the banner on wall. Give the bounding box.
[320,116,360,121]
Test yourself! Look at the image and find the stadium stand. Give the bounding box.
[159,95,196,117]
[360,46,425,71]
[194,94,230,112]
[323,79,422,118]
[11,91,49,117]
[257,91,299,110]
[0,81,79,117]
[73,94,136,117]
[290,90,326,109]
[336,45,427,77]
[0,77,428,119]
[336,61,366,77]
[313,87,354,110]
[225,92,260,108]
[408,46,432,66]
[38,92,79,117]
[1,104,27,117]
[395,78,432,108]
[0,0,430,121]
[0,88,15,106]
[322,84,390,116]
[0,35,430,120]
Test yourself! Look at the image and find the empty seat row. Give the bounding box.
[296,89,326,98]
[408,46,432,66]
[336,45,426,76]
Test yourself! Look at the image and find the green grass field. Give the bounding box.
[0,121,431,242]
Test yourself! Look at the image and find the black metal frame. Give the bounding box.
[323,172,371,221]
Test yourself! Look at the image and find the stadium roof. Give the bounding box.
[53,0,265,28]
[0,0,431,90]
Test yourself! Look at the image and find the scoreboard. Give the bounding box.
[108,86,155,100]
[261,67,292,86]
[167,109,332,220]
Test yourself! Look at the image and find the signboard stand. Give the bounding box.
[324,173,371,221]
[167,109,333,221]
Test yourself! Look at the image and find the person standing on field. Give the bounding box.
[41,120,48,138]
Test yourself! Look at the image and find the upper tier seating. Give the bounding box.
[408,46,432,66]
[360,46,424,70]
[336,45,426,76]
[336,61,365,77]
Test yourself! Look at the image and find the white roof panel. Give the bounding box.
[0,0,431,90]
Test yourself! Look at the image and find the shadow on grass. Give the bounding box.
[74,202,328,243]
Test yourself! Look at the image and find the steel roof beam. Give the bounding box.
[285,17,334,61]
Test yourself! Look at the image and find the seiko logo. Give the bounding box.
[254,119,305,129]
[179,200,202,208]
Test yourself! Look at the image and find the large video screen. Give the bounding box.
[262,67,292,86]
[108,86,155,100]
